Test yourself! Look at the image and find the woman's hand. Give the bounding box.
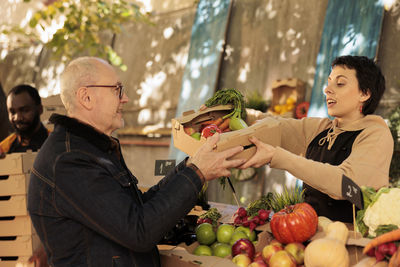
[239,136,276,168]
[190,133,245,180]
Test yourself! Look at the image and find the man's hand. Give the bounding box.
[28,245,49,267]
[238,136,275,169]
[189,133,245,180]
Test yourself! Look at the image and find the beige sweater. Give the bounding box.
[246,109,394,200]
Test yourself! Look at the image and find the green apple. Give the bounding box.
[195,223,216,245]
[235,226,256,241]
[193,245,213,256]
[213,243,231,258]
[210,242,220,250]
[230,231,248,246]
[191,132,201,140]
[217,224,235,244]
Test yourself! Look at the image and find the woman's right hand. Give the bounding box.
[239,136,276,169]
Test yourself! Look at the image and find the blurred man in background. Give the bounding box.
[0,84,50,155]
[0,84,50,266]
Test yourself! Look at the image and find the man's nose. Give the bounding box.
[13,112,23,121]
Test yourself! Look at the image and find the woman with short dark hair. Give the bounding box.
[242,55,393,222]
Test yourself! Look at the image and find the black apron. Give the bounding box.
[303,128,362,222]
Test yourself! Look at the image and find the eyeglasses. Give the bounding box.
[85,82,124,99]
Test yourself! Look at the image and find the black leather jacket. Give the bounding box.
[28,114,203,267]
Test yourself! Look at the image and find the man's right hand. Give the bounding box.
[189,133,245,181]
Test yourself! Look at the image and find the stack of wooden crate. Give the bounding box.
[0,152,40,267]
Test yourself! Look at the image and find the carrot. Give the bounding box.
[363,228,400,255]
[214,117,224,126]
[219,118,230,131]
[201,120,216,127]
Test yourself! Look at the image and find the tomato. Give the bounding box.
[201,124,222,138]
[270,202,318,244]
[295,102,310,119]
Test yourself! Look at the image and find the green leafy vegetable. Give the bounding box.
[205,88,247,122]
[269,187,305,212]
[246,192,274,217]
[374,224,399,237]
[199,208,221,226]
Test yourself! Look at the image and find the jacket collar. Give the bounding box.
[49,113,119,153]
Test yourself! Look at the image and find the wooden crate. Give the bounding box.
[0,256,33,267]
[41,94,66,125]
[0,152,37,176]
[0,216,34,237]
[0,235,41,257]
[0,174,29,196]
[0,195,28,217]
[271,78,306,106]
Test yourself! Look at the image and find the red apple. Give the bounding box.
[232,254,252,267]
[249,252,268,267]
[248,261,268,267]
[253,252,264,262]
[262,242,283,262]
[269,250,296,267]
[284,242,305,265]
[232,238,256,259]
[270,239,283,247]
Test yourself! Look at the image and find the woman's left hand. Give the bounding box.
[239,136,276,168]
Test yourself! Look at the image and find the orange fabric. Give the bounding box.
[0,128,52,153]
[0,133,18,153]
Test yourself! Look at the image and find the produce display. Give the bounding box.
[193,222,257,259]
[168,185,400,266]
[233,187,305,232]
[363,228,400,265]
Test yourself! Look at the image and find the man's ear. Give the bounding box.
[76,86,93,110]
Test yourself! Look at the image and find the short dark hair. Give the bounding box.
[331,55,385,115]
[8,84,42,106]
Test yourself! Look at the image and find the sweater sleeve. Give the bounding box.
[246,108,331,155]
[270,124,393,199]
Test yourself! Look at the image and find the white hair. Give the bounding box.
[60,57,109,113]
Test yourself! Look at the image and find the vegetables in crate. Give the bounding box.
[204,88,248,131]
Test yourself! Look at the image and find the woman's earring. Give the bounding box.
[360,105,363,113]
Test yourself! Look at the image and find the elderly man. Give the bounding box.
[27,57,245,267]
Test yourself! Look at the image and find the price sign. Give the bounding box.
[341,174,363,209]
[154,160,176,176]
